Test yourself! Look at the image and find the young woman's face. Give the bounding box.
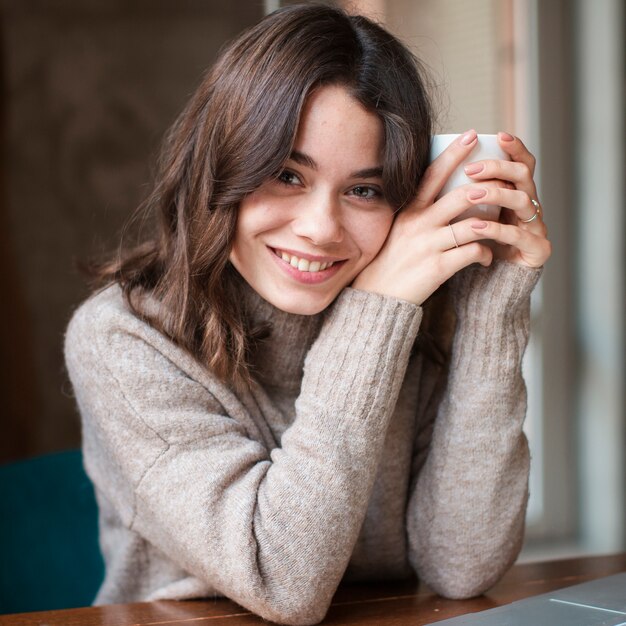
[229,84,395,315]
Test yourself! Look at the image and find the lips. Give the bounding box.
[271,248,338,273]
[268,247,346,284]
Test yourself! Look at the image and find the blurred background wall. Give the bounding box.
[1,0,624,559]
[0,0,264,461]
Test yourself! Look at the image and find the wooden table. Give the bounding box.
[2,553,625,625]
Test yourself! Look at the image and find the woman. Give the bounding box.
[65,4,551,625]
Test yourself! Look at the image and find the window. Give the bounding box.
[330,0,625,557]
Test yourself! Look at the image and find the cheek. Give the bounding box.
[348,210,395,260]
[232,200,281,251]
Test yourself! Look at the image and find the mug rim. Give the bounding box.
[431,132,498,139]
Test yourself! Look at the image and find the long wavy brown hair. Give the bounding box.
[88,3,440,390]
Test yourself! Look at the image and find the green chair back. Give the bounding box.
[0,449,104,614]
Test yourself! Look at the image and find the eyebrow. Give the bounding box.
[288,150,383,180]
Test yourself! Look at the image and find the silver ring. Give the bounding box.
[448,223,459,248]
[521,198,541,223]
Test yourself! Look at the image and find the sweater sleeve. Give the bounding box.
[406,260,542,599]
[65,287,422,626]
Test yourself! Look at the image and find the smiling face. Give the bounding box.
[229,84,395,315]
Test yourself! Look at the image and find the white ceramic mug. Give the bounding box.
[429,133,509,222]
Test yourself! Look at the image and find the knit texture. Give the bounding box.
[64,260,541,626]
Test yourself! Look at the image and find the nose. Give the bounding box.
[291,190,344,246]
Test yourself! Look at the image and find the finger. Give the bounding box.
[439,218,536,251]
[440,241,494,273]
[465,186,545,230]
[438,222,501,267]
[429,180,512,226]
[470,221,551,267]
[497,132,536,176]
[413,130,478,210]
[463,159,538,200]
[440,222,462,252]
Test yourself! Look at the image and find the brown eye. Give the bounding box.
[350,185,381,200]
[276,170,301,186]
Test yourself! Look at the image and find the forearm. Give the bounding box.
[69,286,422,625]
[408,261,541,598]
[229,288,423,621]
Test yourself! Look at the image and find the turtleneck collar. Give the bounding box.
[240,280,325,391]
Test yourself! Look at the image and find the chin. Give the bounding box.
[264,287,339,316]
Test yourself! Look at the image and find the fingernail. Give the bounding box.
[499,131,514,141]
[460,129,477,145]
[464,163,484,175]
[468,188,487,200]
[471,220,488,229]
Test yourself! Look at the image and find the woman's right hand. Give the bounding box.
[352,129,498,306]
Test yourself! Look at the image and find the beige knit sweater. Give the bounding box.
[64,260,541,626]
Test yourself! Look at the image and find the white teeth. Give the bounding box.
[274,249,336,273]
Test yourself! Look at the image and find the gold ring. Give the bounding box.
[521,199,541,223]
[448,223,459,248]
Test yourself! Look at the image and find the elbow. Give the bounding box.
[250,588,332,626]
[258,603,329,626]
[417,555,513,600]
[411,519,524,600]
[427,574,492,600]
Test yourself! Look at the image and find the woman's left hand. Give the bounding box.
[462,131,551,268]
